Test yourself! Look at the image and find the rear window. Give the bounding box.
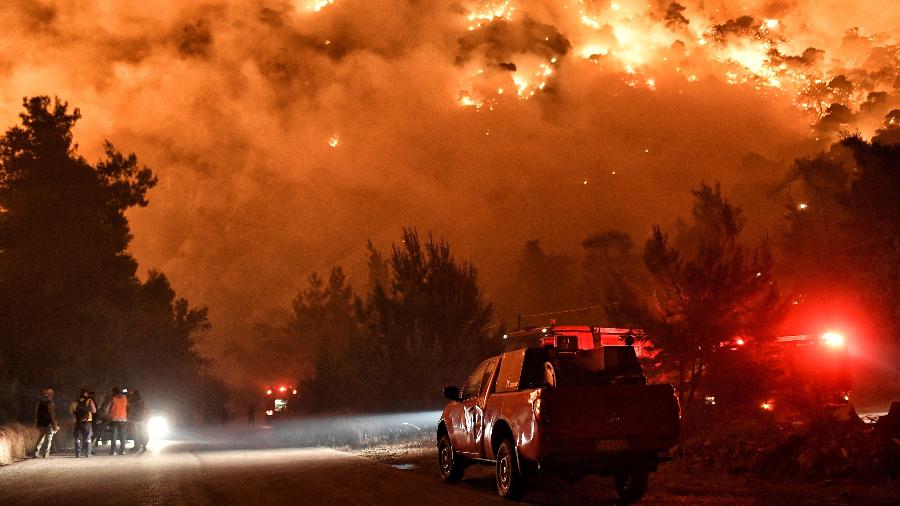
[497,346,644,391]
[552,347,644,387]
[603,346,643,377]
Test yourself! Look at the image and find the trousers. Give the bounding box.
[33,425,56,457]
[108,421,128,455]
[74,421,93,457]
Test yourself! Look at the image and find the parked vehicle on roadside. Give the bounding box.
[437,327,680,502]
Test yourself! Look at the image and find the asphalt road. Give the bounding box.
[0,432,502,506]
[4,426,895,505]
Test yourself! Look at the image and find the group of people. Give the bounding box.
[32,386,149,458]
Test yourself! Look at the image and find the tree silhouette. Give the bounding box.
[777,133,899,399]
[301,229,495,413]
[642,182,785,410]
[0,97,215,422]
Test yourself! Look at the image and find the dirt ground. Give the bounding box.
[351,439,899,505]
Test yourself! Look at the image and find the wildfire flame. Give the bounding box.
[466,0,515,31]
[451,0,898,130]
[305,0,335,12]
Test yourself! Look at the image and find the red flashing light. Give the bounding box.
[821,331,845,348]
[736,338,745,346]
[265,389,272,395]
[279,386,287,392]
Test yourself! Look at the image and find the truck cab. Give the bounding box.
[437,329,680,502]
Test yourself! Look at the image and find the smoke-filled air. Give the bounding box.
[2,0,897,387]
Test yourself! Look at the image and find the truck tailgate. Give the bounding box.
[544,384,679,450]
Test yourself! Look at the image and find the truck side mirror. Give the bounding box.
[443,386,460,401]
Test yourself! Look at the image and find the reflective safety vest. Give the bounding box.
[108,395,128,422]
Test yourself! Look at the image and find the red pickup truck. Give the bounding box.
[437,341,680,502]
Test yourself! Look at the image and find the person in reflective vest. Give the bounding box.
[70,388,97,458]
[105,387,129,455]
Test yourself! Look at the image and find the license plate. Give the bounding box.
[596,439,628,451]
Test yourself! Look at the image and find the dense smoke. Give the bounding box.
[1,0,896,384]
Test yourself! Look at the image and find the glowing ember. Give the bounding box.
[328,135,340,148]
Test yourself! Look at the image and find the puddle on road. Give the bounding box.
[391,463,417,470]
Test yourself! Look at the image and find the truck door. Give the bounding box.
[457,358,499,457]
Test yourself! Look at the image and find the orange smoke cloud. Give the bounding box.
[0,0,895,382]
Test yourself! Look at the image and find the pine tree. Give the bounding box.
[642,182,784,411]
[0,96,213,421]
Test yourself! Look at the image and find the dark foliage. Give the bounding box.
[642,182,786,410]
[0,97,221,424]
[777,132,900,400]
[297,229,496,414]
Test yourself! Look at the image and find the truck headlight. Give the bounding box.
[148,415,170,439]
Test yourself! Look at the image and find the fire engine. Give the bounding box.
[263,384,299,424]
[716,331,852,411]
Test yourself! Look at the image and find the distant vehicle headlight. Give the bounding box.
[148,415,170,440]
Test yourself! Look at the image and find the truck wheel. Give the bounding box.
[495,438,525,500]
[438,434,464,482]
[614,471,649,504]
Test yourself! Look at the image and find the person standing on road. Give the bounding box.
[32,387,59,458]
[70,388,97,458]
[106,387,129,455]
[247,403,255,426]
[128,389,148,453]
[89,391,104,453]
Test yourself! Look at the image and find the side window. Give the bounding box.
[462,362,489,400]
[479,358,499,396]
[495,349,525,393]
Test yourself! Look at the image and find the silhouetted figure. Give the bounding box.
[32,388,59,458]
[106,388,129,455]
[70,388,97,458]
[128,389,148,453]
[247,404,256,426]
[92,392,107,453]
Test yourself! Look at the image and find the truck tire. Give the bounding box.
[495,438,525,500]
[438,434,464,482]
[614,471,649,504]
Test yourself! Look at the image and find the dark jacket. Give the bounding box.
[128,398,147,422]
[35,400,57,428]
